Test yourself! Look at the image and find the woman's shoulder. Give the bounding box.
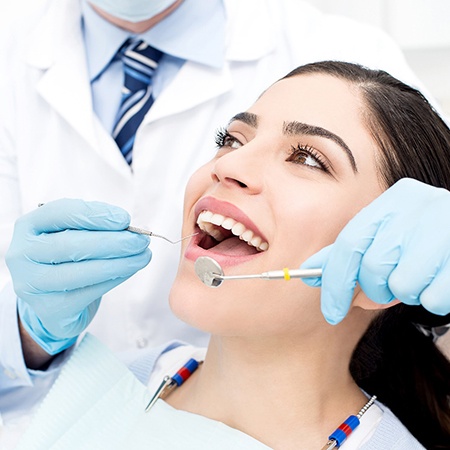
[361,401,425,450]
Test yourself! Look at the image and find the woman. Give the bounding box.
[14,62,450,449]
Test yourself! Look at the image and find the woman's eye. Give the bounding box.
[214,128,242,150]
[286,145,330,172]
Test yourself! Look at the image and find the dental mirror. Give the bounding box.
[194,256,322,288]
[194,256,225,287]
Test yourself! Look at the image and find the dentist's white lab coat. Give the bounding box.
[0,0,430,385]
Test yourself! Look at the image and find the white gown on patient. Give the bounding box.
[14,334,421,450]
[14,335,269,450]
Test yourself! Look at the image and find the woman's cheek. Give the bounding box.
[292,198,356,254]
[183,163,213,212]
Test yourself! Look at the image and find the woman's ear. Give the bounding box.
[352,284,401,311]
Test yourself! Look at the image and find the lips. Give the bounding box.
[184,197,269,267]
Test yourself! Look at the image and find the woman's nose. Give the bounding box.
[210,145,264,194]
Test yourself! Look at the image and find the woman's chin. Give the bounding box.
[168,271,216,332]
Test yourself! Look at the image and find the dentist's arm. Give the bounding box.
[19,319,52,369]
[6,199,152,360]
[301,178,450,324]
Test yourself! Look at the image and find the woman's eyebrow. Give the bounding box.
[229,112,258,128]
[228,114,357,173]
[283,121,358,172]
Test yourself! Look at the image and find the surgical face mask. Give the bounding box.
[88,0,178,23]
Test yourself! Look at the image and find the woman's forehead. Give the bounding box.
[245,73,366,142]
[254,73,361,115]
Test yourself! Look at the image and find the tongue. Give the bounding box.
[211,236,259,256]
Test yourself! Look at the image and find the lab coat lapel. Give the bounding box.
[142,0,276,124]
[144,61,233,123]
[24,0,129,174]
[26,1,96,149]
[36,52,99,152]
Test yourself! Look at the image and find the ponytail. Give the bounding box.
[351,305,450,449]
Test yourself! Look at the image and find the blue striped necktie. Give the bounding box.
[113,39,163,165]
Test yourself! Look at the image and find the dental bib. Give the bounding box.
[15,334,269,450]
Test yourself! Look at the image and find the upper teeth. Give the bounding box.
[197,210,269,251]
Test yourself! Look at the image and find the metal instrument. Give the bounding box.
[194,256,322,288]
[127,226,198,244]
[37,203,197,245]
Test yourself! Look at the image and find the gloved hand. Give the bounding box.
[6,199,152,354]
[301,178,450,324]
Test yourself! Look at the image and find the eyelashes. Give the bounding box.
[214,127,228,147]
[214,127,241,149]
[286,144,331,173]
[214,127,331,173]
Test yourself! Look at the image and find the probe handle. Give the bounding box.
[261,268,322,280]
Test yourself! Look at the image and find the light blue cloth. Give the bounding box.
[81,0,226,132]
[15,334,270,450]
[14,334,425,450]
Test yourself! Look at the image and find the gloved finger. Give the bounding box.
[16,198,130,234]
[319,249,362,325]
[387,221,450,306]
[24,229,150,263]
[419,269,450,315]
[18,248,152,294]
[388,255,439,307]
[317,216,382,324]
[357,231,399,304]
[300,245,332,287]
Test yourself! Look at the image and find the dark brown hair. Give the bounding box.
[282,61,450,449]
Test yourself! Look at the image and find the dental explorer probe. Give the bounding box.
[126,226,198,244]
[37,203,198,244]
[195,256,322,288]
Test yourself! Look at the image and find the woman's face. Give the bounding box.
[170,73,384,337]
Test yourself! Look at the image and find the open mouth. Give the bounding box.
[196,210,269,256]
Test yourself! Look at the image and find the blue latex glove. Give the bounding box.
[6,199,152,354]
[301,178,450,324]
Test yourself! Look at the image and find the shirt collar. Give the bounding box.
[82,0,225,82]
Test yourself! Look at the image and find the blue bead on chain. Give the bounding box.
[321,395,377,449]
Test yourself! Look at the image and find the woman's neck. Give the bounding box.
[167,321,370,449]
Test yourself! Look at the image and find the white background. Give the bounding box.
[305,0,450,115]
